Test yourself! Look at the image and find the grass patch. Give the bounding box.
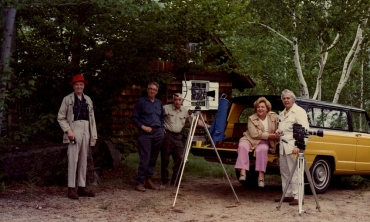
[105,153,370,193]
[0,182,5,193]
[122,153,236,180]
[132,199,158,211]
[99,202,111,210]
[182,155,236,178]
[339,175,370,190]
[24,170,39,197]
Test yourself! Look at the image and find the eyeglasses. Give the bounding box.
[148,88,158,91]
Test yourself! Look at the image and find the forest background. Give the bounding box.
[0,0,370,154]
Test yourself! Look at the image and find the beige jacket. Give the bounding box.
[57,92,98,146]
[278,103,309,155]
[240,112,279,153]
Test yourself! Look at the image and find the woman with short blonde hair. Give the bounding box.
[235,97,279,187]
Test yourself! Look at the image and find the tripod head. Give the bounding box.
[193,101,202,115]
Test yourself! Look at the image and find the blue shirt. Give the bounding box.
[132,97,164,129]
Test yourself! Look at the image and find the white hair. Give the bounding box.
[281,89,296,101]
[173,93,183,99]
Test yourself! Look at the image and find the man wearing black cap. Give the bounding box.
[57,74,98,199]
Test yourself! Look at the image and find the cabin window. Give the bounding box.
[181,80,219,110]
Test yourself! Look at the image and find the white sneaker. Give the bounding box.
[239,175,246,181]
[258,180,265,187]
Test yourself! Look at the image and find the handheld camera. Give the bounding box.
[292,123,324,150]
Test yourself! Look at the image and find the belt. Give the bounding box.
[150,126,161,129]
[165,129,181,136]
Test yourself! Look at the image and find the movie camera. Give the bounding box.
[292,123,324,150]
[191,86,215,101]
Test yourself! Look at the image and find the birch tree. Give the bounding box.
[238,0,370,104]
[333,13,369,103]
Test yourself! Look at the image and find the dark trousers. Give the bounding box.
[136,128,164,185]
[161,132,184,184]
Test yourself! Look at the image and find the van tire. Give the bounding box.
[309,157,332,194]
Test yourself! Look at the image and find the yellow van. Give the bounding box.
[191,95,370,193]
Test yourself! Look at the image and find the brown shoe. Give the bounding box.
[77,187,95,197]
[134,184,146,192]
[289,199,304,205]
[67,187,79,199]
[144,178,158,190]
[274,197,294,202]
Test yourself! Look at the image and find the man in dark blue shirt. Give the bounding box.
[132,82,164,192]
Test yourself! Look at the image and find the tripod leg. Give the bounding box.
[304,160,321,212]
[198,114,239,202]
[181,114,199,170]
[172,114,200,207]
[298,156,305,215]
[276,155,298,210]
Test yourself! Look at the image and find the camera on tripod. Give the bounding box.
[292,123,324,150]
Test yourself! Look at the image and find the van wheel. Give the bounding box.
[309,157,332,194]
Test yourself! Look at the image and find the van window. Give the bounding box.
[352,111,370,133]
[307,107,348,130]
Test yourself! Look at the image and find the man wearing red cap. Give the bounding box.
[57,74,98,199]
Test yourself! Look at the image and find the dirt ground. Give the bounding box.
[1,174,370,222]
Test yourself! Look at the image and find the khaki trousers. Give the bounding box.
[68,120,90,188]
[279,149,298,199]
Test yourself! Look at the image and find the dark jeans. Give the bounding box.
[161,132,184,184]
[136,128,164,185]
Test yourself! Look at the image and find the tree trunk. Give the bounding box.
[333,25,364,103]
[292,38,309,98]
[0,7,17,135]
[70,3,89,70]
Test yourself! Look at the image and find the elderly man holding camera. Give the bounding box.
[57,74,98,200]
[275,89,309,206]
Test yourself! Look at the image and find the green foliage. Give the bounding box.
[0,0,252,150]
[24,169,39,197]
[339,176,370,191]
[9,113,57,142]
[1,0,369,148]
[228,0,370,109]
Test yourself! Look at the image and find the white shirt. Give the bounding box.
[259,118,268,133]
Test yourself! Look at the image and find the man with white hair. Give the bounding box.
[275,89,309,205]
[160,93,210,188]
[57,74,98,199]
